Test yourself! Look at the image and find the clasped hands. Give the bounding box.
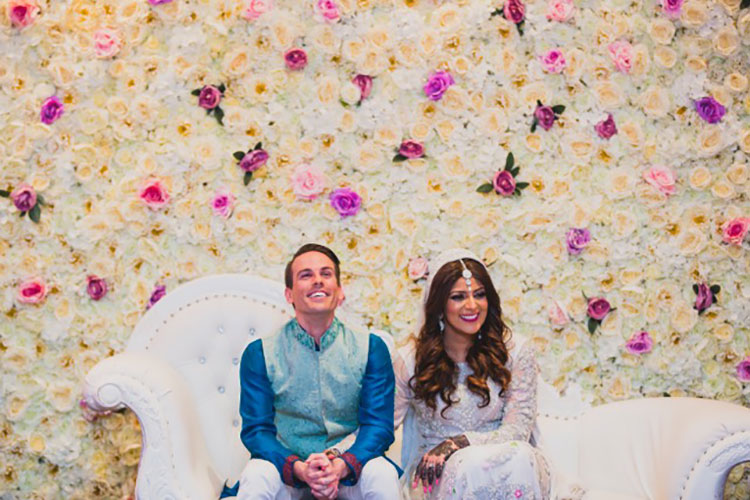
[413,434,469,494]
[293,452,349,500]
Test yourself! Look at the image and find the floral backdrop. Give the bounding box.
[2,0,750,497]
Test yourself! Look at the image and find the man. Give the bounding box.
[237,243,400,500]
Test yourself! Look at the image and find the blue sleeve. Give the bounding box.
[239,340,303,487]
[339,334,395,485]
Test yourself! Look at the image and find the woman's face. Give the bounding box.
[443,276,488,338]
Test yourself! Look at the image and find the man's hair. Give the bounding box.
[284,243,341,288]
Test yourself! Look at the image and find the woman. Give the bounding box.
[394,249,551,499]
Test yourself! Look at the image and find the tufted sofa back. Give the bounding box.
[126,274,293,485]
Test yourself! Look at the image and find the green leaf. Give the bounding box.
[191,89,201,96]
[19,211,26,217]
[513,189,520,196]
[552,105,566,115]
[233,151,246,161]
[476,183,494,193]
[516,182,529,190]
[517,21,524,36]
[243,172,253,186]
[218,83,226,93]
[339,99,350,108]
[510,167,520,177]
[36,194,45,206]
[536,99,543,107]
[530,119,537,133]
[29,203,41,223]
[490,8,503,16]
[692,284,699,294]
[743,0,750,9]
[0,190,9,197]
[214,107,224,126]
[392,154,407,162]
[505,152,515,171]
[710,285,721,294]
[587,317,598,334]
[254,142,263,151]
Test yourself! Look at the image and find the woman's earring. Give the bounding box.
[438,316,445,332]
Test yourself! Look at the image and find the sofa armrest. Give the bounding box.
[83,352,223,500]
[681,429,750,500]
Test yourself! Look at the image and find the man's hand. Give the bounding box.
[305,453,341,499]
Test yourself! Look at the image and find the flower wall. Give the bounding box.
[2,0,750,497]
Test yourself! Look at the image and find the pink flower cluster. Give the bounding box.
[643,165,676,196]
[722,217,750,245]
[291,164,326,200]
[7,0,39,28]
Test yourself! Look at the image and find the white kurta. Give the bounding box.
[394,337,551,500]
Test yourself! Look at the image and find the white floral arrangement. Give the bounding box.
[1,0,750,497]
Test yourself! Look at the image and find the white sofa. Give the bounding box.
[83,274,750,499]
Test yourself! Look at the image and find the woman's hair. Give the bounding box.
[409,258,512,417]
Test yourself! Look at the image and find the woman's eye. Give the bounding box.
[450,294,464,301]
[475,290,486,299]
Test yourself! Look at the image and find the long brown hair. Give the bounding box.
[409,259,512,417]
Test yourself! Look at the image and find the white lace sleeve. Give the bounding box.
[463,342,538,445]
[393,349,413,430]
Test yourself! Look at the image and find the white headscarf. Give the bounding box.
[416,248,488,332]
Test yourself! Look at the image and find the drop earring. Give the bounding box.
[438,316,445,332]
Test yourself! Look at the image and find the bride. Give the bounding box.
[394,249,551,499]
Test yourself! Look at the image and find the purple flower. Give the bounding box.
[86,275,108,301]
[10,183,37,212]
[661,0,683,18]
[423,71,454,101]
[352,74,373,101]
[198,85,222,110]
[737,357,750,382]
[329,187,361,218]
[625,331,653,355]
[595,114,617,139]
[566,228,591,255]
[534,104,556,131]
[40,96,64,125]
[284,48,308,70]
[239,149,269,172]
[492,170,516,196]
[148,0,173,4]
[587,297,611,321]
[504,0,525,24]
[694,97,726,124]
[693,282,715,313]
[147,284,166,310]
[398,140,424,159]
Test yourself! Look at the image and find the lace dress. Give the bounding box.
[394,338,551,500]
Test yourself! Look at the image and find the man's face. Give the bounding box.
[284,251,343,318]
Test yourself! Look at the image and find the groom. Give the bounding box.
[237,243,399,499]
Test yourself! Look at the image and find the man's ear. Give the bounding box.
[284,287,294,306]
[337,289,345,307]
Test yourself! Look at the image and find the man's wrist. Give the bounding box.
[292,460,308,481]
[331,457,349,479]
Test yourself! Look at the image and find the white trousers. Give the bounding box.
[237,456,400,500]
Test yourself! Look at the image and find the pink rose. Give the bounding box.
[587,297,611,321]
[398,140,425,159]
[548,300,569,326]
[241,0,273,20]
[40,96,64,125]
[625,331,653,355]
[546,0,575,22]
[284,48,308,71]
[198,85,222,110]
[492,170,516,196]
[722,217,750,245]
[212,188,235,219]
[139,178,170,209]
[595,114,617,139]
[661,0,683,19]
[736,357,750,382]
[93,28,122,59]
[408,257,429,281]
[316,0,340,22]
[539,49,566,74]
[352,74,373,101]
[10,183,37,212]
[423,71,454,101]
[608,40,634,73]
[148,0,173,4]
[17,277,47,304]
[239,149,269,172]
[291,164,326,200]
[7,0,39,28]
[643,165,676,196]
[504,0,525,24]
[86,275,108,301]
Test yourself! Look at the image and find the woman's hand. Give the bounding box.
[413,434,469,493]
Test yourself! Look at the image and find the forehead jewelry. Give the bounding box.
[459,259,473,292]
